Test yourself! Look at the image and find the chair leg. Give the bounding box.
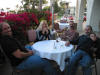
[30,70,32,75]
[12,70,33,75]
[82,71,84,75]
[11,72,14,75]
[12,71,14,75]
[94,63,98,75]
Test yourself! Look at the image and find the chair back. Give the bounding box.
[0,45,10,62]
[27,29,36,42]
[54,23,60,30]
[74,23,77,30]
[0,47,5,63]
[0,45,6,58]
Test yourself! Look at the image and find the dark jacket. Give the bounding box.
[70,35,94,58]
[93,37,100,59]
[0,35,28,66]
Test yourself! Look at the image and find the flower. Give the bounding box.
[0,12,6,16]
[2,12,39,45]
[4,12,39,31]
[36,11,52,25]
[0,11,52,44]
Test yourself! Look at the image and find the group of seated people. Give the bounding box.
[0,20,100,75]
[65,26,100,75]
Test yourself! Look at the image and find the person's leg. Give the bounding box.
[79,52,93,75]
[65,50,84,75]
[16,54,57,75]
[16,54,43,70]
[41,58,58,75]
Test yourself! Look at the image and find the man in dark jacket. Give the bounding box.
[65,25,94,75]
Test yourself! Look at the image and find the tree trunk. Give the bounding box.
[39,0,42,11]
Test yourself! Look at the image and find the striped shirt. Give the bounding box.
[36,30,52,42]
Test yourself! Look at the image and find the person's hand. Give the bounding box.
[51,30,56,35]
[42,28,48,34]
[65,41,70,46]
[28,51,34,55]
[93,53,96,58]
[46,29,49,34]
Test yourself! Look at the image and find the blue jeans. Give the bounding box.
[16,45,57,75]
[65,50,93,75]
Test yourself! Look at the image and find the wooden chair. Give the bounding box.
[54,23,60,30]
[74,23,77,30]
[27,29,36,42]
[64,57,98,75]
[82,58,98,75]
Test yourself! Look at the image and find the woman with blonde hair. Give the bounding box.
[36,20,49,31]
[36,20,52,41]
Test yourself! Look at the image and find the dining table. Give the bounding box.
[58,22,69,30]
[32,40,74,71]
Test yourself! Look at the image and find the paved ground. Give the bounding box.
[0,61,43,75]
[0,59,100,75]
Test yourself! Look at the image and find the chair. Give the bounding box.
[27,29,36,42]
[11,68,32,75]
[0,45,32,75]
[54,23,60,30]
[0,50,6,65]
[64,57,98,75]
[82,58,98,75]
[74,23,77,30]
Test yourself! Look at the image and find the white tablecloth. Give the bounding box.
[59,23,69,29]
[32,40,73,71]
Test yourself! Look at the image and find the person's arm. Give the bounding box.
[69,36,79,45]
[65,35,79,46]
[12,49,33,59]
[3,37,33,59]
[36,30,45,41]
[46,30,52,40]
[70,32,79,41]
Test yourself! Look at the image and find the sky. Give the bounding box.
[69,0,76,7]
[62,0,76,7]
[0,0,21,11]
[0,0,76,11]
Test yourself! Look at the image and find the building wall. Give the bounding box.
[87,0,100,32]
[77,0,86,31]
